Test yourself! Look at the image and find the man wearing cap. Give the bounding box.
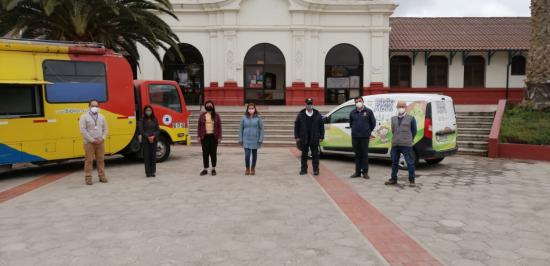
[349,96,376,179]
[294,98,325,176]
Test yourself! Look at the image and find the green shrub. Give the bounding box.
[500,105,550,145]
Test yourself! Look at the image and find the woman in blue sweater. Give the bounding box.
[239,103,265,175]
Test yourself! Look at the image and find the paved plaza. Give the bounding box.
[1,146,550,265]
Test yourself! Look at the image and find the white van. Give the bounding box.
[320,94,458,167]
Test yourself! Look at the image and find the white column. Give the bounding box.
[292,30,305,83]
[370,31,386,84]
[223,30,237,82]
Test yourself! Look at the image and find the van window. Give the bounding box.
[0,84,43,118]
[329,105,355,124]
[43,60,107,103]
[149,84,182,112]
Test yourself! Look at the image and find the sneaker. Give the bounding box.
[362,173,370,179]
[211,169,217,176]
[385,179,398,185]
[349,173,361,178]
[245,168,250,175]
[313,170,319,176]
[152,174,156,177]
[200,169,208,176]
[99,178,108,183]
[409,181,416,187]
[85,180,93,185]
[251,168,256,176]
[299,170,307,175]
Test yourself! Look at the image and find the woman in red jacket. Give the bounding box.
[197,100,222,176]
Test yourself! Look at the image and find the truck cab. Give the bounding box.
[123,80,190,162]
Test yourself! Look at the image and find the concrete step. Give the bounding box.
[456,116,495,122]
[457,121,493,127]
[457,134,489,141]
[191,139,295,146]
[459,128,491,135]
[458,141,488,150]
[457,147,488,156]
[456,112,495,117]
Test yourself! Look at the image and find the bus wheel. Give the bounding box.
[156,135,171,163]
[398,151,418,170]
[425,158,444,165]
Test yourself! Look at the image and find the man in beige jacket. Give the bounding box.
[79,99,108,185]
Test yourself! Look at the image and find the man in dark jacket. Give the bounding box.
[349,96,376,179]
[294,98,325,176]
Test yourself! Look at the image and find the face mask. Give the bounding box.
[248,109,255,115]
[355,102,364,109]
[398,108,406,114]
[145,110,152,116]
[306,104,313,111]
[205,106,213,111]
[90,107,99,114]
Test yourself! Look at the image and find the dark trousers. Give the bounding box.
[201,134,218,168]
[244,148,258,168]
[143,141,157,176]
[391,146,416,181]
[352,138,370,174]
[301,144,320,172]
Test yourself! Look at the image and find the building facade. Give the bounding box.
[137,1,529,105]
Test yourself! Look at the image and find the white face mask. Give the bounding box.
[355,102,364,109]
[90,107,99,114]
[398,108,406,114]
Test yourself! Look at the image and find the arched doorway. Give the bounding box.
[464,56,485,88]
[325,44,364,105]
[243,43,286,105]
[163,43,204,105]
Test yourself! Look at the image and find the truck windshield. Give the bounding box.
[149,84,182,112]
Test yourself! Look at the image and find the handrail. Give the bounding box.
[488,99,507,158]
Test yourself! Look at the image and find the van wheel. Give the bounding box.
[398,151,418,170]
[425,158,444,165]
[156,135,171,162]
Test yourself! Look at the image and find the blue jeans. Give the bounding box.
[391,146,415,182]
[244,148,258,168]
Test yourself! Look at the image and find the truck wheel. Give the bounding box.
[156,135,171,162]
[425,158,444,165]
[398,151,418,170]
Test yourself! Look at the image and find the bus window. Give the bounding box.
[0,84,43,118]
[43,60,107,103]
[149,84,182,112]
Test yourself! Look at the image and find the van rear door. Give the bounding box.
[431,99,458,151]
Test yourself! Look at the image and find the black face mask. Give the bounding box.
[205,106,213,111]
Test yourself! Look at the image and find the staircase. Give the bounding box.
[189,110,297,146]
[456,111,494,156]
[188,109,496,157]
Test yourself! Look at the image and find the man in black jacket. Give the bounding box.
[349,96,376,179]
[294,98,325,176]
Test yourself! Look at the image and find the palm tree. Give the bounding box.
[0,0,182,70]
[525,0,550,110]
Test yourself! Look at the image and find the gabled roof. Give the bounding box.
[389,17,530,51]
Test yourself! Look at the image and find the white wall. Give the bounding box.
[137,0,397,90]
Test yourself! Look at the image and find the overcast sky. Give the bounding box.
[392,0,531,17]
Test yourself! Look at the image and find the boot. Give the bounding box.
[85,177,93,185]
[251,167,256,175]
[245,167,250,175]
[99,177,108,183]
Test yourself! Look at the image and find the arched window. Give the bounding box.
[243,43,286,105]
[464,56,485,88]
[325,44,364,104]
[511,55,526,76]
[427,56,448,87]
[163,43,204,105]
[390,56,412,87]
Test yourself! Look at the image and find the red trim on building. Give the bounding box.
[204,81,244,106]
[497,143,550,161]
[286,81,325,105]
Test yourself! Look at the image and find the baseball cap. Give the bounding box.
[305,98,313,105]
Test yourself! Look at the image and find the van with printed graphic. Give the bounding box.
[320,94,458,167]
[0,38,190,170]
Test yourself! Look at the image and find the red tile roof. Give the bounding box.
[389,17,530,51]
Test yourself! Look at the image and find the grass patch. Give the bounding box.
[500,105,550,145]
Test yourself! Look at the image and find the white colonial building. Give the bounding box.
[137,1,529,105]
[138,0,397,105]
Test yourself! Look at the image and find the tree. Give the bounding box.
[525,0,550,110]
[0,0,182,70]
